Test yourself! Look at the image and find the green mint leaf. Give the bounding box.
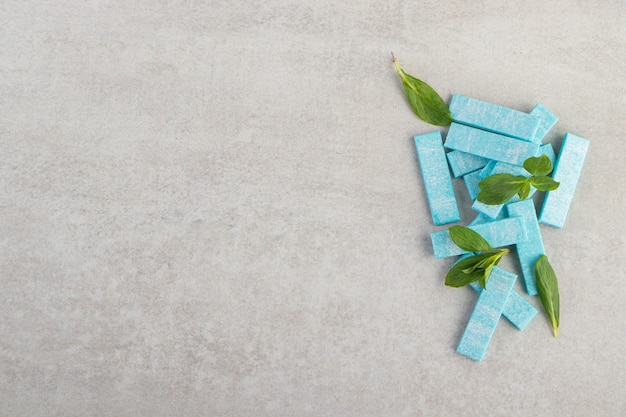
[518,181,531,200]
[523,154,553,176]
[530,176,560,191]
[445,254,492,287]
[445,249,509,288]
[449,226,493,252]
[392,53,453,126]
[535,255,560,337]
[477,174,529,205]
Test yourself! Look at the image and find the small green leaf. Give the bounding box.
[477,174,529,205]
[531,176,560,191]
[518,182,531,200]
[392,54,453,126]
[524,154,553,176]
[535,255,560,337]
[449,226,493,252]
[445,249,509,288]
[446,266,484,288]
[445,254,492,287]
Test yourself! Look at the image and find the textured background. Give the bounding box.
[1,1,625,416]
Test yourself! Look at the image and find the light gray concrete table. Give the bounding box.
[1,1,625,416]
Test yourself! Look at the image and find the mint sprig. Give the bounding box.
[535,255,560,337]
[477,155,560,205]
[392,53,453,126]
[445,226,509,289]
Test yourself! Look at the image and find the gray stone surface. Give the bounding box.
[1,1,625,416]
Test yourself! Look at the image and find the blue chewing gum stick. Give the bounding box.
[457,267,517,361]
[471,280,538,330]
[529,104,559,143]
[472,200,505,220]
[449,94,541,141]
[506,200,545,296]
[539,133,590,228]
[456,254,538,330]
[445,123,540,166]
[463,170,483,200]
[539,143,556,165]
[413,132,461,226]
[469,211,506,226]
[480,143,554,180]
[430,217,528,258]
[479,160,498,179]
[446,150,490,177]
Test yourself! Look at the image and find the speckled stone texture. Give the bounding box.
[1,1,626,416]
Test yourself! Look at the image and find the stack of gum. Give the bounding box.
[412,94,588,361]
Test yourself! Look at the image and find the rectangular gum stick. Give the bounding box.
[463,170,482,200]
[446,150,490,177]
[529,103,559,143]
[430,217,528,259]
[479,160,498,179]
[449,94,541,141]
[539,133,590,228]
[413,132,461,226]
[457,267,517,361]
[456,254,538,330]
[506,199,545,296]
[469,211,506,226]
[470,280,538,330]
[444,123,540,166]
